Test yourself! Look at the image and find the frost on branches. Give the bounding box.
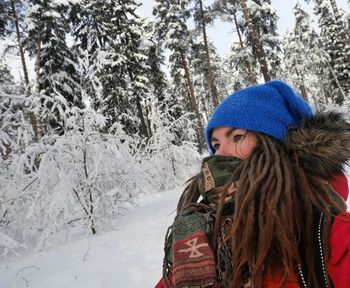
[0,105,200,257]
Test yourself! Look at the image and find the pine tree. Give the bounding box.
[0,1,40,143]
[0,61,31,160]
[190,39,228,120]
[0,62,14,85]
[225,40,259,90]
[283,3,330,104]
[153,0,204,152]
[242,0,282,80]
[239,0,271,81]
[212,0,272,84]
[192,0,219,106]
[190,41,213,121]
[313,0,350,104]
[71,0,152,138]
[0,0,12,37]
[212,0,258,86]
[0,1,5,36]
[25,0,84,134]
[143,20,168,111]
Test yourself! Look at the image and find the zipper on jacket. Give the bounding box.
[297,262,307,288]
[318,212,329,288]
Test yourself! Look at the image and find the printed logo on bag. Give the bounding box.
[179,236,209,258]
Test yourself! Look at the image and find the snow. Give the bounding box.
[0,188,182,288]
[0,173,350,287]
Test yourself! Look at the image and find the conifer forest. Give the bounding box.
[0,0,349,257]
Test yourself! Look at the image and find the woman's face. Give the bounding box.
[211,127,257,160]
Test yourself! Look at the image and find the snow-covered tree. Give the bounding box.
[191,0,219,106]
[25,0,84,134]
[143,19,168,113]
[243,0,282,79]
[283,3,330,105]
[0,108,144,251]
[153,0,205,152]
[190,39,228,121]
[313,0,350,104]
[225,41,259,90]
[71,0,152,138]
[0,60,36,162]
[212,0,281,84]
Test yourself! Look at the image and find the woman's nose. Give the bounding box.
[215,144,229,156]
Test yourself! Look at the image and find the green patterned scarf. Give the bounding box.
[162,156,242,288]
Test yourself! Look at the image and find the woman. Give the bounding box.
[156,80,350,288]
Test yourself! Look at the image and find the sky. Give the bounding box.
[137,0,349,56]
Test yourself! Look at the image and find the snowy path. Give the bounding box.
[1,180,349,288]
[0,188,181,288]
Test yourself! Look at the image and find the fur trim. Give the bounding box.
[285,111,350,178]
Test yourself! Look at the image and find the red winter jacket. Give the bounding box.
[156,175,350,288]
[329,173,349,202]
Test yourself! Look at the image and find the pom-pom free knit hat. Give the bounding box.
[206,80,312,154]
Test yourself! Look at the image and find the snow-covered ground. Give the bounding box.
[1,178,349,288]
[0,188,182,288]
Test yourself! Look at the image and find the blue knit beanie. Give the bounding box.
[206,80,313,154]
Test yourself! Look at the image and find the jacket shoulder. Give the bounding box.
[328,212,350,288]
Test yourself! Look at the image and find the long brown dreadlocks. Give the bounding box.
[213,133,345,288]
[175,111,350,288]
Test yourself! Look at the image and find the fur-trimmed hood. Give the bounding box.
[285,111,350,179]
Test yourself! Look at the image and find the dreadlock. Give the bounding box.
[214,133,345,288]
[176,173,201,214]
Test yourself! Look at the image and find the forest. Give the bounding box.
[0,0,349,257]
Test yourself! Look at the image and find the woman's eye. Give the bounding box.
[233,134,244,143]
[212,143,220,150]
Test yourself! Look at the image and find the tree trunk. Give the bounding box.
[35,37,41,95]
[82,137,96,235]
[329,0,350,46]
[128,69,150,138]
[329,0,340,20]
[179,50,204,154]
[11,0,29,89]
[0,2,5,35]
[11,0,40,143]
[294,68,308,101]
[135,94,150,138]
[239,0,270,82]
[233,12,257,84]
[327,62,346,104]
[198,0,219,106]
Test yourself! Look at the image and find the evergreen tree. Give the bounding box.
[283,3,330,104]
[225,40,259,90]
[168,50,194,125]
[0,62,14,85]
[243,0,282,79]
[0,1,5,36]
[71,0,152,138]
[0,0,12,37]
[191,0,219,106]
[313,0,350,104]
[213,0,277,84]
[190,41,212,121]
[190,39,228,120]
[153,0,204,152]
[212,0,258,87]
[25,0,83,134]
[143,20,168,111]
[0,61,31,160]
